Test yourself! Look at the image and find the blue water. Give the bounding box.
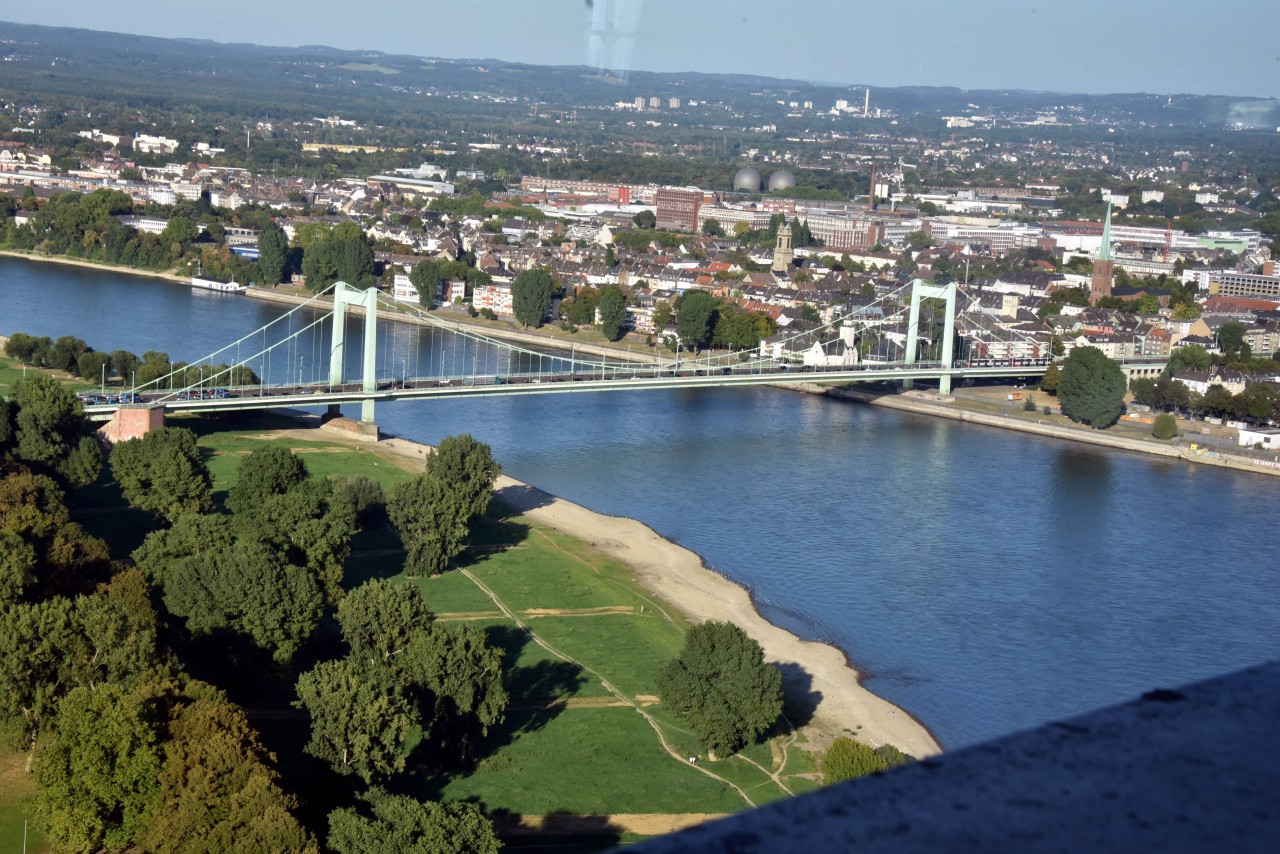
[4,256,1278,748]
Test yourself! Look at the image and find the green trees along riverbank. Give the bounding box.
[0,362,840,850]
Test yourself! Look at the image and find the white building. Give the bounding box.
[133,134,181,155]
[1238,426,1280,448]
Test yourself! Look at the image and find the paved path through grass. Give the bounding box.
[459,567,760,809]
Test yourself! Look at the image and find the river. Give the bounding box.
[4,255,1278,749]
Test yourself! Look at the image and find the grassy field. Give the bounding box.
[0,751,47,854]
[1,412,821,848]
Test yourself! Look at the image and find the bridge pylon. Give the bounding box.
[329,281,380,425]
[903,278,957,395]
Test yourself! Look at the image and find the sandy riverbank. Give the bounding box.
[0,249,190,285]
[340,427,942,759]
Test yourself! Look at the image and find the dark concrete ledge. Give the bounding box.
[631,661,1280,853]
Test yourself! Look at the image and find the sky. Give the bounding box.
[3,1,1278,98]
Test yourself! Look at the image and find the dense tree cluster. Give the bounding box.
[1,402,510,849]
[328,789,499,854]
[4,332,257,390]
[0,373,102,488]
[109,427,213,521]
[133,447,352,663]
[295,579,507,783]
[299,221,376,291]
[386,434,499,576]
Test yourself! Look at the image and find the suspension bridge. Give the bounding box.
[83,278,1167,430]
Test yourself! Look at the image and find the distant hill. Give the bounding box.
[0,20,1275,130]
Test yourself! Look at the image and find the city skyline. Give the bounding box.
[2,0,1279,99]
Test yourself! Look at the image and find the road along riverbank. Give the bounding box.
[331,422,944,760]
[806,384,1280,478]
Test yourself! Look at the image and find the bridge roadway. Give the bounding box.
[84,361,1068,420]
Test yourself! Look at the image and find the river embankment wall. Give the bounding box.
[808,385,1280,478]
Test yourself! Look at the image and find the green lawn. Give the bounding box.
[13,417,822,842]
[436,707,747,815]
[0,751,48,854]
[0,358,93,398]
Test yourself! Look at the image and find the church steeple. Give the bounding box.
[1090,202,1115,305]
[1098,202,1113,262]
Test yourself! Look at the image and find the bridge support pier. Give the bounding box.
[903,278,957,396]
[329,281,380,425]
[99,404,166,444]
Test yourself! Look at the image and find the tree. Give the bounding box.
[1201,384,1235,417]
[424,434,500,523]
[226,446,309,515]
[331,474,387,532]
[161,215,200,249]
[1129,377,1158,408]
[656,621,782,756]
[1152,413,1179,440]
[112,348,138,381]
[386,474,471,576]
[77,350,111,386]
[1237,383,1277,421]
[652,300,674,331]
[597,284,627,342]
[296,657,416,783]
[1171,302,1201,321]
[138,688,318,854]
[511,267,554,328]
[905,230,933,250]
[134,515,325,663]
[703,218,724,237]
[338,236,376,285]
[675,290,718,351]
[1058,346,1127,429]
[31,682,163,853]
[336,579,433,670]
[328,790,499,854]
[1217,321,1247,356]
[0,532,36,607]
[3,332,46,364]
[820,737,890,785]
[1166,344,1212,376]
[632,209,656,229]
[235,478,353,603]
[8,373,102,487]
[256,219,290,285]
[0,469,112,598]
[300,580,507,781]
[109,426,213,522]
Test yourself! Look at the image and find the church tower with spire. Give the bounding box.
[1090,203,1115,305]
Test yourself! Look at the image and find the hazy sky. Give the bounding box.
[4,1,1278,98]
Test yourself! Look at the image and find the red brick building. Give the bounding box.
[655,188,701,232]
